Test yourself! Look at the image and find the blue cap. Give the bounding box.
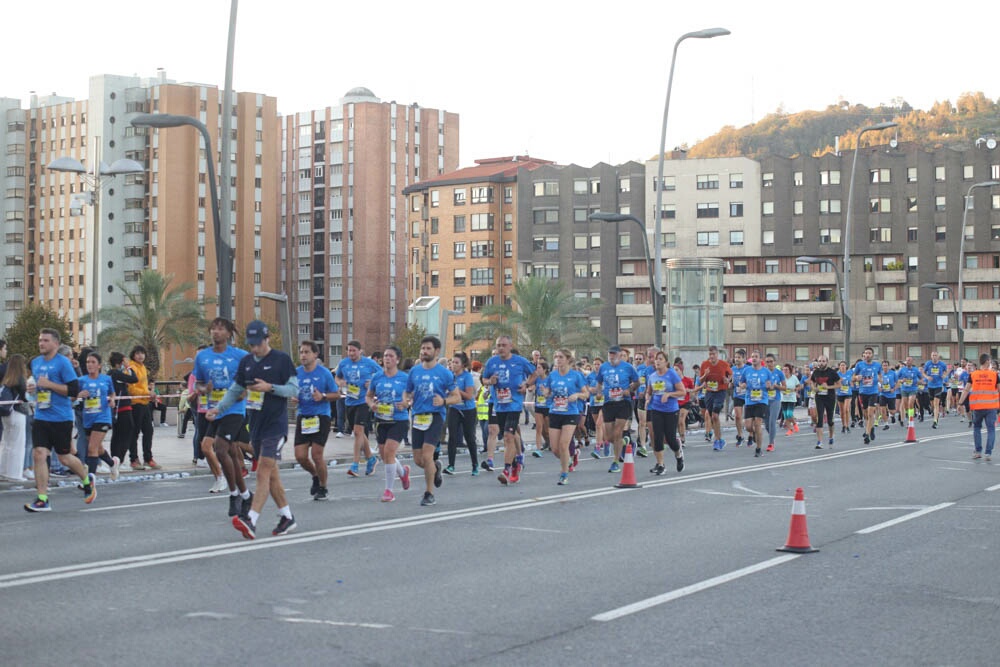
[245,320,269,346]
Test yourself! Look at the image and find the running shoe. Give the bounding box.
[130,460,145,471]
[272,515,297,536]
[863,433,870,444]
[766,444,774,452]
[310,476,320,497]
[251,458,259,473]
[735,435,744,447]
[110,456,121,481]
[718,439,726,450]
[471,467,479,477]
[676,457,684,472]
[443,465,455,475]
[145,459,162,470]
[636,447,649,458]
[481,459,495,472]
[603,443,612,457]
[381,489,396,502]
[433,460,443,488]
[828,438,834,446]
[785,429,794,437]
[509,464,521,484]
[365,456,378,476]
[815,443,823,450]
[754,448,762,458]
[241,492,254,518]
[228,495,241,517]
[793,424,799,433]
[558,472,569,486]
[232,515,256,540]
[891,415,896,424]
[400,465,411,491]
[83,474,97,504]
[590,449,601,460]
[932,420,938,429]
[704,433,712,442]
[347,462,360,477]
[420,492,436,506]
[608,462,621,474]
[870,429,876,441]
[882,424,890,431]
[315,487,329,501]
[24,497,51,512]
[573,451,579,468]
[209,477,228,494]
[497,470,509,485]
[531,450,543,458]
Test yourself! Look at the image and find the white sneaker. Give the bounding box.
[195,458,210,468]
[24,469,35,480]
[97,462,111,475]
[209,477,228,493]
[335,432,344,438]
[110,456,121,481]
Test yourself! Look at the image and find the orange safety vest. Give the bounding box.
[968,369,1000,411]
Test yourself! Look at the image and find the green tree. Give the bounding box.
[391,323,427,363]
[459,276,606,360]
[84,270,208,379]
[3,303,73,360]
[234,317,284,356]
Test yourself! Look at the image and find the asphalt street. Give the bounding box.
[1,413,997,666]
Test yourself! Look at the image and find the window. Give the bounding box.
[992,224,1000,240]
[934,195,946,212]
[619,232,630,249]
[935,315,949,330]
[870,227,892,243]
[574,234,588,250]
[965,255,979,269]
[729,202,744,217]
[907,167,918,183]
[619,177,631,193]
[762,201,774,216]
[934,166,946,182]
[660,204,676,219]
[764,318,778,332]
[730,173,743,188]
[869,168,891,183]
[819,199,842,214]
[430,190,439,208]
[573,179,588,194]
[655,176,675,191]
[731,261,748,275]
[454,215,465,232]
[454,296,466,312]
[453,322,466,339]
[471,241,495,258]
[453,189,466,205]
[470,214,494,231]
[732,288,747,302]
[696,203,720,218]
[820,318,842,332]
[620,291,636,305]
[533,209,558,225]
[471,186,493,204]
[504,241,512,257]
[765,290,779,302]
[765,260,779,274]
[795,288,810,301]
[430,218,439,234]
[731,317,747,332]
[531,236,558,252]
[411,195,421,212]
[470,295,494,312]
[819,228,841,244]
[907,227,918,242]
[621,262,635,276]
[762,230,774,245]
[935,226,946,241]
[794,200,804,215]
[869,197,891,213]
[532,263,559,279]
[574,262,587,278]
[794,318,808,332]
[430,271,439,288]
[762,172,774,187]
[471,268,494,286]
[729,230,744,246]
[696,231,719,246]
[575,208,589,222]
[696,174,719,190]
[820,170,841,185]
[430,243,439,260]
[793,229,804,244]
[453,269,466,287]
[533,181,559,196]
[870,315,893,331]
[936,256,946,271]
[619,319,633,333]
[453,242,466,259]
[795,347,810,362]
[793,171,803,187]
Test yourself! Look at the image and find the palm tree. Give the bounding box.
[83,270,209,379]
[460,276,606,360]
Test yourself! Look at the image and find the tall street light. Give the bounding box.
[219,0,239,294]
[958,180,1000,358]
[653,27,730,326]
[921,283,961,354]
[46,154,145,345]
[590,212,661,348]
[841,121,897,362]
[130,113,232,321]
[797,256,849,362]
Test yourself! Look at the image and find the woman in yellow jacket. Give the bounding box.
[126,345,160,469]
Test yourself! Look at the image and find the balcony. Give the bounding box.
[615,275,649,289]
[872,270,906,284]
[615,304,654,317]
[875,300,907,314]
[962,329,1000,344]
[725,301,837,316]
[932,299,998,314]
[722,272,836,288]
[962,269,1000,283]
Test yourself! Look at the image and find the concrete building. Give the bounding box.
[281,88,459,361]
[1,97,27,335]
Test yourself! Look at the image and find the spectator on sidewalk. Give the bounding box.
[126,346,159,470]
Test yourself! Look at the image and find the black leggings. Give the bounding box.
[649,410,681,454]
[130,403,154,462]
[447,407,479,469]
[110,409,135,462]
[816,394,836,426]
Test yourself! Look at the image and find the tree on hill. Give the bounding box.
[3,303,74,360]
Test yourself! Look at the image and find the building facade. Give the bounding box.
[1,97,27,334]
[281,88,459,361]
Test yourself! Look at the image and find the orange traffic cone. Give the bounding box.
[615,444,641,489]
[904,411,918,443]
[777,487,819,553]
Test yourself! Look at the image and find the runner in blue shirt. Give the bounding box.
[404,336,460,506]
[730,349,748,446]
[853,346,882,443]
[25,328,93,512]
[367,345,412,503]
[482,336,538,485]
[293,341,339,501]
[544,349,589,485]
[445,352,480,476]
[896,356,922,425]
[836,361,854,434]
[596,345,640,473]
[878,360,899,430]
[531,363,551,460]
[645,350,687,475]
[633,349,652,458]
[78,352,121,482]
[738,350,773,458]
[921,351,949,428]
[336,341,382,477]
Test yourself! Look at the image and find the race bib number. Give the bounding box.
[552,396,569,412]
[767,389,776,399]
[36,390,51,410]
[300,416,320,434]
[706,380,719,392]
[930,367,940,376]
[346,383,361,400]
[84,397,101,414]
[413,413,433,431]
[247,390,264,411]
[652,380,666,392]
[375,402,393,420]
[862,377,874,387]
[881,383,891,392]
[609,387,624,401]
[750,389,763,401]
[199,395,209,409]
[639,377,647,389]
[210,389,226,407]
[594,394,605,406]
[902,378,913,387]
[496,387,512,404]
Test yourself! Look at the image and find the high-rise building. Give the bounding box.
[1,97,27,334]
[281,88,459,360]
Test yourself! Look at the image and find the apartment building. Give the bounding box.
[1,97,27,334]
[282,88,459,360]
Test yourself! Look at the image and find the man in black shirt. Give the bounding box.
[810,356,842,449]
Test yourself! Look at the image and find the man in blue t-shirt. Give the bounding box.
[596,345,639,473]
[294,340,340,501]
[922,351,949,428]
[24,328,93,512]
[336,341,382,477]
[853,346,882,444]
[482,335,538,484]
[212,320,299,540]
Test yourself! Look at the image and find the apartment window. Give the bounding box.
[732,288,747,303]
[430,190,439,208]
[454,296,466,312]
[820,318,842,332]
[454,269,466,287]
[762,201,774,216]
[504,241,512,257]
[764,318,778,331]
[575,208,589,222]
[619,232,630,249]
[532,236,558,252]
[454,215,466,232]
[730,173,743,189]
[619,319,633,333]
[590,234,601,249]
[573,179,588,194]
[762,172,774,187]
[964,286,978,300]
[620,262,636,276]
[992,224,1000,240]
[765,260,779,274]
[909,316,920,331]
[619,177,631,193]
[574,234,588,250]
[907,167,918,183]
[696,203,720,218]
[795,288,810,301]
[795,346,810,362]
[819,228,841,244]
[430,218,439,234]
[470,214,494,231]
[963,164,975,180]
[819,199,842,214]
[696,174,719,190]
[453,242,466,259]
[655,176,675,191]
[820,170,841,185]
[532,263,559,279]
[430,243,439,260]
[620,291,636,305]
[793,171,803,187]
[453,188,466,205]
[731,317,747,332]
[729,230,744,246]
[883,286,897,301]
[504,187,513,204]
[907,227,918,242]
[765,290,779,302]
[762,230,774,245]
[935,225,946,241]
[870,316,893,331]
[470,295,494,313]
[574,262,587,278]
[472,241,495,258]
[794,318,808,332]
[662,232,676,247]
[504,268,513,285]
[729,202,743,217]
[870,227,892,243]
[793,229,804,244]
[411,195,421,212]
[869,197,891,213]
[869,168,891,183]
[965,255,979,269]
[934,166,946,182]
[533,181,559,196]
[471,268,494,285]
[471,186,493,204]
[936,256,947,271]
[696,231,719,246]
[430,271,439,288]
[533,209,559,225]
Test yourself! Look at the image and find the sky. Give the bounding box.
[3,0,995,168]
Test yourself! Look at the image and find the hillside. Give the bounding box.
[685,92,1000,159]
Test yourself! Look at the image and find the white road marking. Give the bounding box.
[502,525,564,533]
[592,555,801,621]
[987,483,1000,492]
[81,496,220,512]
[847,506,929,512]
[283,617,392,630]
[855,503,954,534]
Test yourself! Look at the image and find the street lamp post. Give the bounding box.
[841,121,898,362]
[258,291,293,358]
[46,153,145,345]
[921,283,961,355]
[653,27,730,332]
[130,113,232,321]
[590,212,661,348]
[957,180,1000,358]
[797,256,850,362]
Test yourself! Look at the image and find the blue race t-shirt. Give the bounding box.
[647,368,683,413]
[880,370,898,398]
[597,361,639,403]
[854,361,882,395]
[923,360,948,389]
[336,356,382,407]
[742,367,772,405]
[406,363,456,417]
[31,354,78,422]
[195,345,248,418]
[370,370,410,422]
[454,370,476,411]
[482,354,536,413]
[296,364,337,418]
[837,370,853,397]
[546,368,588,416]
[80,373,115,427]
